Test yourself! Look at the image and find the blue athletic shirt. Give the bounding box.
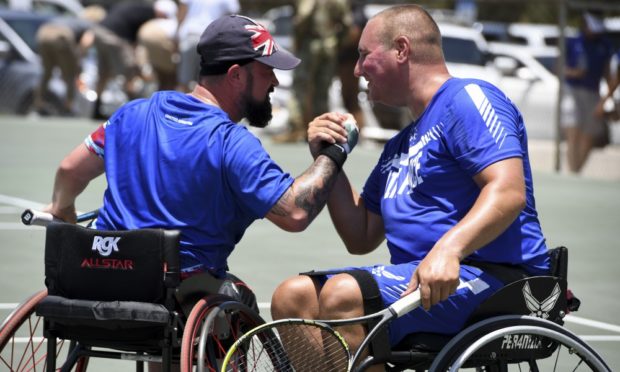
[89,91,295,277]
[361,78,549,274]
[565,33,613,92]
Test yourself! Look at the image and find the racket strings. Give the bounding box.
[224,323,349,371]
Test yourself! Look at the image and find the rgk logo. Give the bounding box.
[92,236,121,257]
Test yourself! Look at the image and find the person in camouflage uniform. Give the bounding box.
[273,0,352,143]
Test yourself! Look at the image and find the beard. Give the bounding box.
[241,74,273,128]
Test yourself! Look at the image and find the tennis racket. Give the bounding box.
[21,209,99,226]
[220,290,422,372]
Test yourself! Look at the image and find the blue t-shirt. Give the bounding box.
[565,33,613,92]
[92,91,294,276]
[361,78,549,274]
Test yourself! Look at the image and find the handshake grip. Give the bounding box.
[318,116,359,170]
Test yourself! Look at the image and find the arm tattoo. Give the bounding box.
[270,188,293,217]
[270,156,340,220]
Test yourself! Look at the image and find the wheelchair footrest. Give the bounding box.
[36,295,170,328]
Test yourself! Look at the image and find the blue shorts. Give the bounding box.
[318,261,505,346]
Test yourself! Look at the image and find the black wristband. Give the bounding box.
[318,144,347,170]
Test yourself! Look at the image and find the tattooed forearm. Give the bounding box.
[271,155,340,220]
[270,188,293,217]
[295,156,340,221]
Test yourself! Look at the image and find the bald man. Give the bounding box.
[271,4,550,358]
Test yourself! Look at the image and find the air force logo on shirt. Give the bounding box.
[382,123,445,199]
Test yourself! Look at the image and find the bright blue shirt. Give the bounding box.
[89,91,294,277]
[565,33,613,92]
[361,78,549,274]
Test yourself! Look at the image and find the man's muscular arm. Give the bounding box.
[266,155,340,232]
[267,111,357,232]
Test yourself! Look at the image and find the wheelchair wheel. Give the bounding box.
[0,290,88,372]
[180,296,266,372]
[429,315,611,372]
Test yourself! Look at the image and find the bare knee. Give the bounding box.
[271,275,319,320]
[319,274,364,320]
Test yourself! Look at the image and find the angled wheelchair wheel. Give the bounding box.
[180,295,266,372]
[0,290,88,372]
[429,315,611,372]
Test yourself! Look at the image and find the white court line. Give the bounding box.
[565,314,620,334]
[258,302,270,310]
[0,206,21,213]
[0,223,44,230]
[0,194,45,211]
[0,194,85,229]
[0,303,19,309]
[12,337,45,344]
[580,335,620,342]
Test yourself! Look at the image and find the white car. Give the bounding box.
[489,43,560,140]
[506,23,562,49]
[439,22,500,82]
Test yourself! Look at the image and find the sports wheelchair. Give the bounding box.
[0,222,266,372]
[356,246,611,371]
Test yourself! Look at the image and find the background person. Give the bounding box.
[272,0,352,143]
[136,0,179,91]
[175,0,240,92]
[271,4,550,358]
[87,0,174,119]
[562,11,614,173]
[336,0,367,140]
[33,5,106,115]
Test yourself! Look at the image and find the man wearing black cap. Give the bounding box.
[41,15,358,303]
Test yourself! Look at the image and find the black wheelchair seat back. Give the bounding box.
[28,223,267,372]
[36,223,181,352]
[43,222,180,303]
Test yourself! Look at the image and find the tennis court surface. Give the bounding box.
[1,115,618,370]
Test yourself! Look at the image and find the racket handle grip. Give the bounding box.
[21,209,56,226]
[390,291,422,318]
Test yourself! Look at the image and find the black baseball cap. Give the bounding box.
[197,14,301,75]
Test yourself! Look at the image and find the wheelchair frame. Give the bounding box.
[0,222,267,372]
[352,247,611,371]
[0,221,612,371]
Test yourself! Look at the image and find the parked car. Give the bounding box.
[506,23,563,49]
[489,43,560,140]
[439,22,500,81]
[475,20,510,43]
[604,16,620,50]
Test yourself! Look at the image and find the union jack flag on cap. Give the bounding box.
[197,14,300,75]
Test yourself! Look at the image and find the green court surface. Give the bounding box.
[1,115,618,370]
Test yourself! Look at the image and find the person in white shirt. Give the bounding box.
[175,0,240,92]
